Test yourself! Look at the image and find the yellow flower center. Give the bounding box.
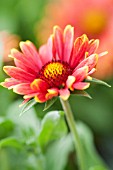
[81,10,107,36]
[38,61,72,87]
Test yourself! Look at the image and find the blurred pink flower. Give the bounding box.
[0,31,20,62]
[36,0,113,79]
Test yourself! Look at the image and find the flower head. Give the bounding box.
[36,0,113,79]
[1,25,105,105]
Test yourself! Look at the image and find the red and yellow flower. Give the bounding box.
[1,25,105,104]
[36,0,113,79]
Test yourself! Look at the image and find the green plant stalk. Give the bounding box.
[60,98,85,170]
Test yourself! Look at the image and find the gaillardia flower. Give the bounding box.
[1,25,105,104]
[36,0,113,79]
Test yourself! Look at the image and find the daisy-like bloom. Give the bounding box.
[1,25,106,104]
[36,0,113,79]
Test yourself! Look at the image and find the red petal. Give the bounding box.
[46,88,58,100]
[73,82,90,90]
[39,45,50,65]
[35,93,47,103]
[63,25,74,63]
[11,49,39,73]
[74,54,98,72]
[66,76,75,90]
[20,41,42,70]
[3,66,36,82]
[53,26,63,60]
[0,78,21,89]
[72,66,88,82]
[14,58,37,75]
[70,34,88,67]
[13,83,35,95]
[39,36,54,65]
[46,35,54,61]
[24,92,39,99]
[87,39,99,55]
[31,79,49,93]
[59,88,70,100]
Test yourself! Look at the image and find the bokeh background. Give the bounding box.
[0,0,113,169]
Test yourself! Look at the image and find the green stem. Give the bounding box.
[60,98,85,170]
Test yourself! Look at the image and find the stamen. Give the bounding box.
[38,61,72,88]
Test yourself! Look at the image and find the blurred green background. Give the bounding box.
[0,0,113,170]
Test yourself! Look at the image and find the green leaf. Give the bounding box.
[38,111,67,148]
[20,99,37,116]
[43,97,58,111]
[6,100,40,137]
[89,165,109,170]
[0,117,14,139]
[72,90,92,99]
[76,122,108,170]
[45,134,74,170]
[0,137,22,149]
[86,77,111,87]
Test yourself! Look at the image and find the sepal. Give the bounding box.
[72,90,92,99]
[20,99,37,116]
[86,77,111,87]
[43,97,58,111]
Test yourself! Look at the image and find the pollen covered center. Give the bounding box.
[38,61,72,88]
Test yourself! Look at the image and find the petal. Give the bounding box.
[74,54,98,72]
[70,34,89,67]
[53,26,63,60]
[3,66,36,82]
[20,41,42,70]
[0,78,21,89]
[13,83,35,95]
[39,36,54,65]
[46,88,58,100]
[88,68,96,75]
[35,93,47,103]
[72,66,88,82]
[11,48,39,72]
[31,79,49,92]
[39,45,50,65]
[14,58,37,75]
[59,88,70,100]
[73,82,90,90]
[24,92,39,99]
[66,76,75,90]
[87,39,99,55]
[63,25,74,62]
[47,35,54,61]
